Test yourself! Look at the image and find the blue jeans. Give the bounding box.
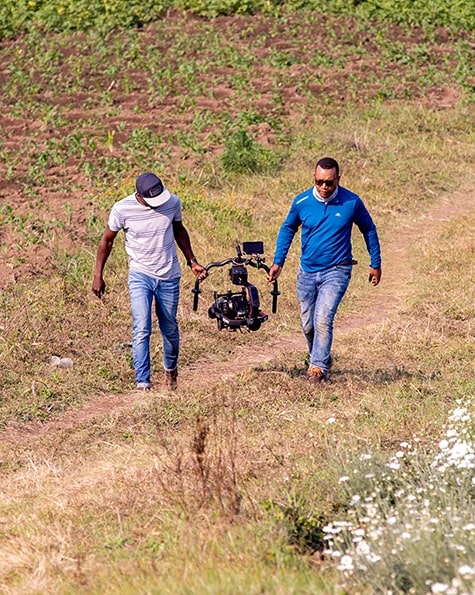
[128,271,180,387]
[297,265,352,374]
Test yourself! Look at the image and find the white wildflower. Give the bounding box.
[323,525,342,535]
[337,555,354,572]
[333,521,353,528]
[450,407,468,421]
[386,516,397,525]
[430,582,449,593]
[355,539,370,555]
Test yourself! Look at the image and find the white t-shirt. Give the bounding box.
[108,192,182,280]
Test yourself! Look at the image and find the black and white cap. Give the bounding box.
[136,172,171,207]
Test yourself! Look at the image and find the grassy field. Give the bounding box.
[0,2,474,593]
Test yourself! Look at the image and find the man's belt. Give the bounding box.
[336,259,358,266]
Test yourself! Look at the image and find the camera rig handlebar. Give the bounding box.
[192,241,280,332]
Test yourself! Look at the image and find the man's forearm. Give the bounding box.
[273,224,296,266]
[364,228,382,269]
[93,240,113,277]
[174,226,195,262]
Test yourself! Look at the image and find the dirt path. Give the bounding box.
[1,184,474,449]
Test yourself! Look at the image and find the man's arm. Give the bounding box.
[354,199,382,286]
[267,225,296,282]
[92,226,118,298]
[172,220,207,280]
[363,226,382,286]
[268,202,300,282]
[272,213,299,269]
[363,227,382,286]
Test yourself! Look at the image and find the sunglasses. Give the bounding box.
[315,179,338,188]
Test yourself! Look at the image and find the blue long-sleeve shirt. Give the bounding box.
[273,186,381,272]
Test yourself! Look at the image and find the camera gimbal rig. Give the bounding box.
[192,241,280,331]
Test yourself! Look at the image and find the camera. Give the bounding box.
[192,242,280,332]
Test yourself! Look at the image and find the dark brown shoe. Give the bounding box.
[164,368,178,391]
[307,366,328,384]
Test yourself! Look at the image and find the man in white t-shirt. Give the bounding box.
[92,172,207,391]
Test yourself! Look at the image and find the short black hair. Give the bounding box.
[316,157,339,176]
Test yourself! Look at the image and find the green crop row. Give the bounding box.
[1,0,474,39]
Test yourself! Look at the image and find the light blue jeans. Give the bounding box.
[128,271,180,387]
[297,264,352,374]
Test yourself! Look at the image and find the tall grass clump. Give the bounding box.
[323,396,475,594]
[221,128,280,175]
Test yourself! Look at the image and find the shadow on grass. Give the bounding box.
[255,360,437,384]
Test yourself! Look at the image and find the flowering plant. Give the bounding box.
[324,398,475,594]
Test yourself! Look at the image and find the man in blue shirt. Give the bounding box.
[268,157,382,384]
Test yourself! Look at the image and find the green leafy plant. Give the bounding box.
[221,128,278,174]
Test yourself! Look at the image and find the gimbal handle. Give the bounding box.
[192,258,234,311]
[191,256,280,313]
[246,260,279,314]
